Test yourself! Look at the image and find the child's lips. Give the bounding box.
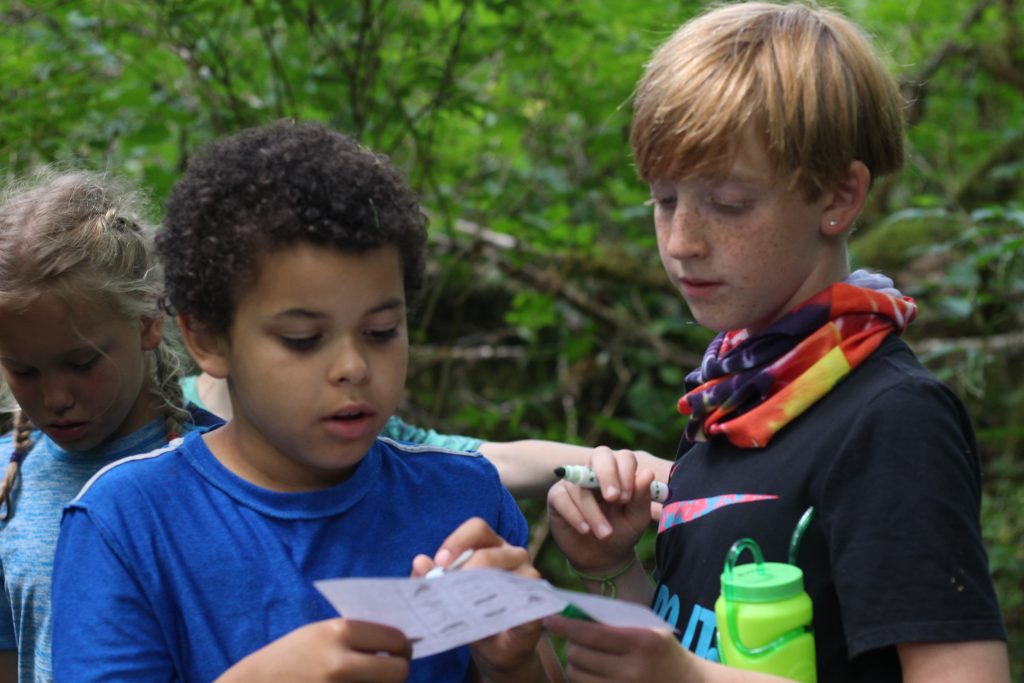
[321,406,376,441]
[46,421,90,442]
[326,404,375,420]
[679,277,722,299]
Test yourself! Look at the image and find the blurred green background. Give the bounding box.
[2,0,1021,674]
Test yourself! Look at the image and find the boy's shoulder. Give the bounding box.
[374,436,509,496]
[373,436,525,544]
[847,334,943,395]
[69,433,193,508]
[376,436,497,475]
[806,333,971,438]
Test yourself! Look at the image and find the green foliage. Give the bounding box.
[901,206,1024,673]
[2,0,1022,676]
[850,207,966,273]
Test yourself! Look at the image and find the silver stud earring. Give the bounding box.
[828,218,838,226]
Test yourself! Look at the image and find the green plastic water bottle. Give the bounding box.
[714,512,817,682]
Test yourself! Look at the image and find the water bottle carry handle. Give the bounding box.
[723,537,765,583]
[721,538,810,658]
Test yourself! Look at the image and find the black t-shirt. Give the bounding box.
[653,336,1006,681]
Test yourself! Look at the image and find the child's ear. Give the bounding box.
[176,314,231,379]
[821,160,871,236]
[140,315,165,352]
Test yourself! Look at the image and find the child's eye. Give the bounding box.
[365,328,399,343]
[281,335,322,352]
[647,195,677,211]
[3,364,36,378]
[68,356,100,372]
[708,196,750,213]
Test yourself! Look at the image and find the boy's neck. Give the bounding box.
[200,422,362,493]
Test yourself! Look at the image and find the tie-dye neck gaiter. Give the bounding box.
[678,270,917,448]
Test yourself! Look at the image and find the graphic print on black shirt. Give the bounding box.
[653,493,779,662]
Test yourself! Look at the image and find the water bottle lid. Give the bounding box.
[720,561,805,602]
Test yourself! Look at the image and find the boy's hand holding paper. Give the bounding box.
[315,568,670,659]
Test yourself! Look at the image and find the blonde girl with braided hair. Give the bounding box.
[0,170,220,683]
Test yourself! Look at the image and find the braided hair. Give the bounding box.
[0,169,189,520]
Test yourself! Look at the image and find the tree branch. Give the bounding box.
[243,0,297,117]
[437,219,703,369]
[899,0,999,125]
[909,330,1024,359]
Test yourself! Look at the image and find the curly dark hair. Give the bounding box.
[157,120,428,333]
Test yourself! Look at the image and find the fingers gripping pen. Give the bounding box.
[424,549,474,579]
[554,464,669,503]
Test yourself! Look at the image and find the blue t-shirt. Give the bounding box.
[51,429,527,682]
[181,375,485,452]
[0,409,219,683]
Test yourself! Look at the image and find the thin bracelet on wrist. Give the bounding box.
[565,553,638,599]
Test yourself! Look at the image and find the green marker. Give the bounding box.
[554,465,669,503]
[560,603,595,622]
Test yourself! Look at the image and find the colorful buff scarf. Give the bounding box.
[679,270,917,448]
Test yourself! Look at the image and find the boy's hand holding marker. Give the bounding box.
[554,464,669,503]
[549,445,665,534]
[547,448,656,599]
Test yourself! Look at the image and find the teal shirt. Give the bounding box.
[179,376,485,453]
[0,418,213,683]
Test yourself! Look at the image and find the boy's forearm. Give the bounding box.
[478,440,672,499]
[478,440,591,498]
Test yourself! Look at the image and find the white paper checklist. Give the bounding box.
[314,568,669,658]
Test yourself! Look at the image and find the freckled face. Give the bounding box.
[204,245,408,492]
[0,292,161,450]
[650,125,843,333]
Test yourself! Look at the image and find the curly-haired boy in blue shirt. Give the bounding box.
[52,121,557,683]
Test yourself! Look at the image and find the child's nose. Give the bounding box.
[41,376,74,414]
[665,205,709,259]
[327,340,370,384]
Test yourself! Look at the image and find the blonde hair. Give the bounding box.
[630,1,905,196]
[0,169,188,520]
